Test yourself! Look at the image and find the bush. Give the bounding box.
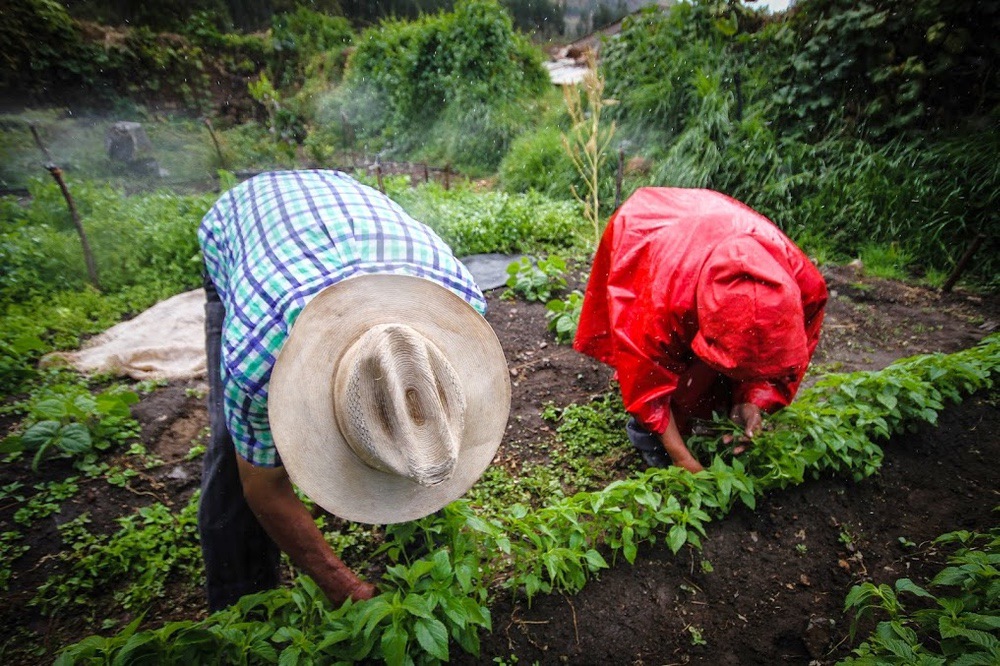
[271,7,353,89]
[499,125,576,197]
[333,0,548,164]
[390,182,585,256]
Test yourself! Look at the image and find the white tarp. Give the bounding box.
[47,288,207,381]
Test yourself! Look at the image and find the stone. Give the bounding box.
[105,121,161,176]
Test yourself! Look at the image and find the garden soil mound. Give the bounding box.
[1,263,997,664]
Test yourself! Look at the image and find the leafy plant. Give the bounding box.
[33,496,202,616]
[842,523,1000,664]
[545,289,583,344]
[504,255,567,302]
[1,380,139,470]
[55,335,1000,666]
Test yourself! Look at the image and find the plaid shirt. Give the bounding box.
[199,170,486,467]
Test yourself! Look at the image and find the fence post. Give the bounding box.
[444,163,451,191]
[941,233,987,293]
[30,124,101,291]
[203,117,226,169]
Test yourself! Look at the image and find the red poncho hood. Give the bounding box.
[573,188,827,433]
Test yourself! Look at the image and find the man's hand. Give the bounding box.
[728,403,762,454]
[658,408,705,473]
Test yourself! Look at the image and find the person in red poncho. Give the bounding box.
[574,188,828,473]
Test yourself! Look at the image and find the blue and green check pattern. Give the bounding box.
[199,170,486,466]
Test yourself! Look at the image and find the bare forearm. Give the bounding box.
[236,458,373,604]
[658,408,704,473]
[252,495,359,601]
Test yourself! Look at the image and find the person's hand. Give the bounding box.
[349,579,377,602]
[728,403,762,454]
[672,452,705,474]
[657,410,705,473]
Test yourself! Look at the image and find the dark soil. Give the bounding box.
[0,264,997,664]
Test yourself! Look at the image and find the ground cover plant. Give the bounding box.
[842,523,1000,664]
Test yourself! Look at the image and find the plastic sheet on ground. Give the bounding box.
[459,253,524,290]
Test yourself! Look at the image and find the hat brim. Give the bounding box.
[269,274,510,524]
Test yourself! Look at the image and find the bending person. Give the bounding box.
[198,170,510,610]
[574,188,827,472]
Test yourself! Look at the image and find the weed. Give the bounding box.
[504,255,567,303]
[687,625,707,646]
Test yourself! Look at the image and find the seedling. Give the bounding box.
[687,625,707,646]
[545,290,583,344]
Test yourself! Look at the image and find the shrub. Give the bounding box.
[333,0,548,164]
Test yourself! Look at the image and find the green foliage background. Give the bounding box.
[572,0,997,283]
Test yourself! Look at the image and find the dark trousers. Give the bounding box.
[199,277,281,612]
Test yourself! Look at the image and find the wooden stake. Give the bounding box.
[29,124,101,291]
[203,117,226,169]
[941,233,987,293]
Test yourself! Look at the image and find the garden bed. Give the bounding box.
[0,262,996,664]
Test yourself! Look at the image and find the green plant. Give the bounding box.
[55,336,1000,664]
[504,255,567,302]
[248,71,305,151]
[12,479,79,527]
[0,380,139,470]
[562,49,616,249]
[842,523,1000,664]
[687,624,707,646]
[33,496,203,616]
[390,182,584,257]
[0,531,30,590]
[545,290,583,344]
[334,0,548,164]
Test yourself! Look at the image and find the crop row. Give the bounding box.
[56,334,999,665]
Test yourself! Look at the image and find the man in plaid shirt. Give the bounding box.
[198,170,487,610]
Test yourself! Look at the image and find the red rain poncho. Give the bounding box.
[574,188,827,435]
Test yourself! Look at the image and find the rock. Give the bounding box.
[167,465,191,481]
[803,616,835,659]
[105,121,161,176]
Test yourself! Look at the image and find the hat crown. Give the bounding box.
[334,323,466,487]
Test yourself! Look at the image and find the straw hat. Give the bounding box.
[269,274,510,524]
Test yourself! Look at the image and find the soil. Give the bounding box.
[1,263,997,664]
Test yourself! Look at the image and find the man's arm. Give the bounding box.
[235,456,376,605]
[656,406,704,473]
